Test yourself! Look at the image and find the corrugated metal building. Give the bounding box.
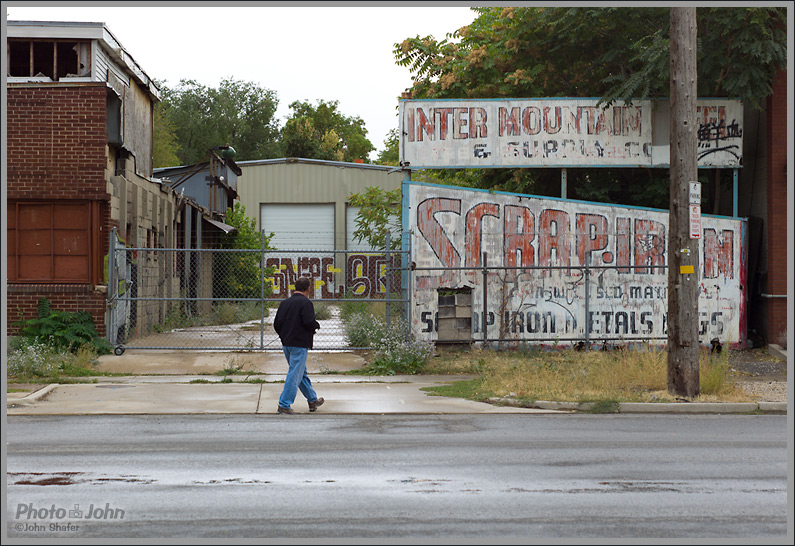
[236,158,403,251]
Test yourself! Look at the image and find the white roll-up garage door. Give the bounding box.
[346,205,400,251]
[260,203,335,250]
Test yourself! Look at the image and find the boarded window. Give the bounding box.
[7,202,97,283]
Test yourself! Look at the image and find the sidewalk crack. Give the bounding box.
[255,384,263,413]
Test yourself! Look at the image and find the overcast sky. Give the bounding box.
[4,3,477,160]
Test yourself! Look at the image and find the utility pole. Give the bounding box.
[667,7,700,398]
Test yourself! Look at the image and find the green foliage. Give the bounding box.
[216,203,276,300]
[699,349,732,395]
[152,101,181,168]
[367,320,434,375]
[393,6,787,209]
[347,186,402,250]
[342,311,433,375]
[375,128,399,166]
[158,77,282,165]
[421,378,496,401]
[313,303,333,321]
[282,99,374,162]
[154,301,264,332]
[16,298,111,354]
[7,339,107,382]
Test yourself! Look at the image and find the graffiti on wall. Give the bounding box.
[265,253,401,299]
[408,182,746,345]
[400,98,743,168]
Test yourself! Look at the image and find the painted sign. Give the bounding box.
[399,98,743,168]
[407,182,747,347]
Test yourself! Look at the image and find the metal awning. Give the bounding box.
[204,218,236,233]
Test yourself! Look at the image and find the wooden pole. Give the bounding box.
[667,7,700,398]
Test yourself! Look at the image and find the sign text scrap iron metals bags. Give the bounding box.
[399,98,746,345]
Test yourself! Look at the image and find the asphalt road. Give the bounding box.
[4,414,790,541]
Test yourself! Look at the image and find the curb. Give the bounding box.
[767,344,787,362]
[492,398,787,414]
[6,384,58,407]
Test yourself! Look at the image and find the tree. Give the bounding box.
[159,77,282,165]
[375,128,399,166]
[393,6,787,208]
[348,186,402,251]
[152,102,181,168]
[282,99,374,162]
[216,203,275,300]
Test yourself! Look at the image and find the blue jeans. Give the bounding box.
[278,346,319,409]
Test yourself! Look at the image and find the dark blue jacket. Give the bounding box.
[273,293,320,349]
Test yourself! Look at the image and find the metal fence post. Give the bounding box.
[385,231,391,329]
[107,228,117,345]
[584,253,591,349]
[482,251,488,346]
[260,230,266,350]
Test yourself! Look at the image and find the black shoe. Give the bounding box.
[277,406,296,415]
[308,397,325,412]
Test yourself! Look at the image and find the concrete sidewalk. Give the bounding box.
[6,350,788,415]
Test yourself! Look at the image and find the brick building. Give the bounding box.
[5,20,181,338]
[762,68,788,348]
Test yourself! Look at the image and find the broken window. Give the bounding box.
[6,39,91,80]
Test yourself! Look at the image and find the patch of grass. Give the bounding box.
[426,345,753,405]
[7,388,28,393]
[7,341,122,383]
[189,379,212,384]
[578,398,621,414]
[420,378,496,401]
[219,377,234,383]
[423,347,485,375]
[153,301,267,333]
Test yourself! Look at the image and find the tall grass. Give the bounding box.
[429,345,752,403]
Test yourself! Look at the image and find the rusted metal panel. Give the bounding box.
[399,98,743,168]
[408,182,747,347]
[9,202,93,282]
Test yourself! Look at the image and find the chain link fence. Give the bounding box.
[412,256,674,349]
[107,229,409,353]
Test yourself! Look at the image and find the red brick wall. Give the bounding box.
[765,68,788,346]
[6,286,108,337]
[7,84,110,338]
[7,84,108,200]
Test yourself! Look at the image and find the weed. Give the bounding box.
[6,339,119,384]
[215,356,250,375]
[314,303,333,321]
[190,379,212,384]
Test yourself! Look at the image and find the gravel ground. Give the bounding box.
[729,348,788,403]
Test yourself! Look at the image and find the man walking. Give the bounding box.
[273,276,324,414]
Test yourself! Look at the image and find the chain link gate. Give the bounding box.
[107,228,410,354]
